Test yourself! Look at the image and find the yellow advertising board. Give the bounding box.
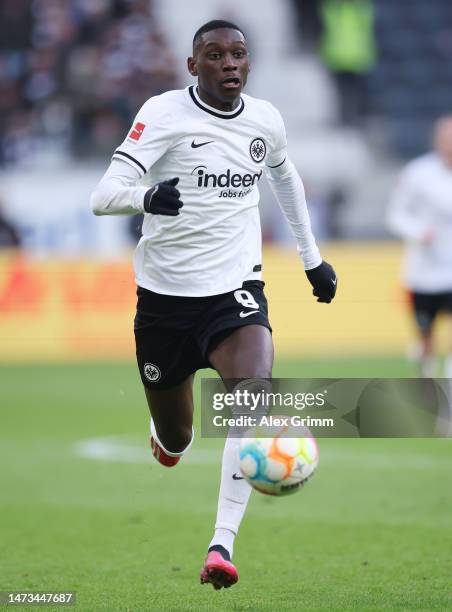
[0,243,432,362]
[0,254,136,361]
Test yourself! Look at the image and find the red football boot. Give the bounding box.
[149,436,180,467]
[200,551,238,590]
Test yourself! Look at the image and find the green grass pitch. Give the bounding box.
[1,357,451,611]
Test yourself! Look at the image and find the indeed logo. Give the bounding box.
[192,165,263,189]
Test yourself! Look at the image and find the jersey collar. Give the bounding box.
[188,85,245,119]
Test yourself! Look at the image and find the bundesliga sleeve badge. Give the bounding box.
[129,122,146,141]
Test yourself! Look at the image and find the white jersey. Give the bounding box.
[387,153,452,292]
[112,86,289,296]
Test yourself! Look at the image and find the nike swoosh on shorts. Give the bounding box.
[239,310,259,318]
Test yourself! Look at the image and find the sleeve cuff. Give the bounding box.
[132,186,151,213]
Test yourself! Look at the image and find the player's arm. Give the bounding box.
[264,108,337,303]
[91,159,182,217]
[90,97,183,217]
[265,157,321,269]
[266,158,337,303]
[386,166,432,243]
[91,158,148,216]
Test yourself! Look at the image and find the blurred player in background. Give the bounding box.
[91,20,337,590]
[387,116,452,377]
[0,200,21,250]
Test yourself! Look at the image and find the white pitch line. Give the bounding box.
[74,436,219,464]
[74,435,450,469]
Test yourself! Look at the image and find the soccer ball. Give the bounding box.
[239,424,319,496]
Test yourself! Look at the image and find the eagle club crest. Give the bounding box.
[249,138,266,163]
[144,362,161,382]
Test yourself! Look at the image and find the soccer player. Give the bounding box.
[91,20,337,589]
[387,116,452,378]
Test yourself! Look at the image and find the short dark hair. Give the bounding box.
[193,19,246,52]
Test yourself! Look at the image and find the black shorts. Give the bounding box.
[134,280,272,390]
[411,290,452,332]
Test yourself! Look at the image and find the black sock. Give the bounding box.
[208,544,230,561]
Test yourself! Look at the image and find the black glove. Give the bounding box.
[305,260,337,303]
[143,177,183,216]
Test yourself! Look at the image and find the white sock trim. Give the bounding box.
[150,419,194,457]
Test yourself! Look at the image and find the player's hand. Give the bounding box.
[305,260,337,303]
[143,177,183,216]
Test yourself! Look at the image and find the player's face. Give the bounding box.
[188,28,250,111]
[434,118,452,167]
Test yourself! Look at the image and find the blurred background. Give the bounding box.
[1,0,452,361]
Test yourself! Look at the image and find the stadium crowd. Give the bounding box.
[4,0,452,168]
[0,0,178,167]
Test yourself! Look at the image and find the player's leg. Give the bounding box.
[144,376,195,466]
[444,315,452,378]
[411,292,437,377]
[200,325,273,588]
[418,328,435,377]
[209,325,274,548]
[134,286,201,466]
[209,324,274,381]
[441,295,452,378]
